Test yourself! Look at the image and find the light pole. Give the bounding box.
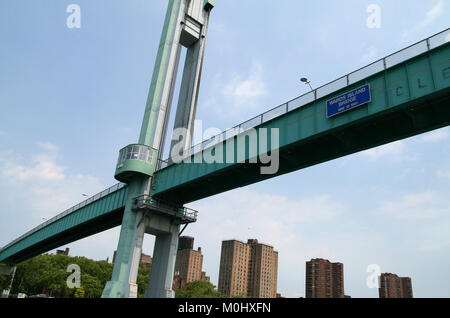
[301,77,313,91]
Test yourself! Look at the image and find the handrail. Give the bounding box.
[132,195,198,221]
[159,28,450,169]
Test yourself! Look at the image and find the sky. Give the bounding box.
[0,0,449,298]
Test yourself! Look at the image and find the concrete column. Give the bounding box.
[124,212,146,298]
[144,221,180,298]
[0,266,16,298]
[101,179,145,298]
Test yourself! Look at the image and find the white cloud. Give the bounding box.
[222,61,267,104]
[37,141,60,152]
[1,142,67,182]
[402,0,445,40]
[360,140,406,161]
[419,0,445,29]
[204,61,268,123]
[377,191,450,219]
[420,127,448,143]
[0,143,104,221]
[437,169,450,179]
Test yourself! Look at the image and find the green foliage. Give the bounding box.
[175,280,226,298]
[137,266,151,298]
[10,254,116,298]
[8,254,152,298]
[74,287,85,298]
[0,274,8,290]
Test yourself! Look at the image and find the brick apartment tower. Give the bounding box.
[218,239,278,298]
[173,237,210,291]
[139,253,152,269]
[112,250,152,269]
[379,273,413,298]
[305,258,344,298]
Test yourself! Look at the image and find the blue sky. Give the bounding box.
[0,0,449,298]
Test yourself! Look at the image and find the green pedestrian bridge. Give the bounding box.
[1,29,449,265]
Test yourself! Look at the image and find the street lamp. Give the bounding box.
[301,77,313,91]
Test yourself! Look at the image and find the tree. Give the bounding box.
[175,281,226,298]
[81,274,103,298]
[10,254,113,298]
[137,266,151,298]
[74,287,85,298]
[0,274,8,290]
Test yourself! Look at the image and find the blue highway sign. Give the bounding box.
[327,84,371,118]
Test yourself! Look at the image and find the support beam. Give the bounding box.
[145,221,180,298]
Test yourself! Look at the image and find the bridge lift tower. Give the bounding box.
[101,0,215,298]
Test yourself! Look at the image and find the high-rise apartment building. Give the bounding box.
[173,237,209,291]
[56,248,70,256]
[218,239,278,298]
[112,250,152,269]
[379,273,413,298]
[178,236,195,251]
[139,253,152,269]
[305,258,344,298]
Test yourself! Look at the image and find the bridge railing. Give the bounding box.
[159,28,450,170]
[1,183,127,251]
[132,195,198,223]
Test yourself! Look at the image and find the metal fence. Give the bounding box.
[132,195,198,221]
[1,183,127,251]
[160,28,450,169]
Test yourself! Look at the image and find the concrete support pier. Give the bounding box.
[144,215,180,298]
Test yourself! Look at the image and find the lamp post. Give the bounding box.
[301,77,313,91]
